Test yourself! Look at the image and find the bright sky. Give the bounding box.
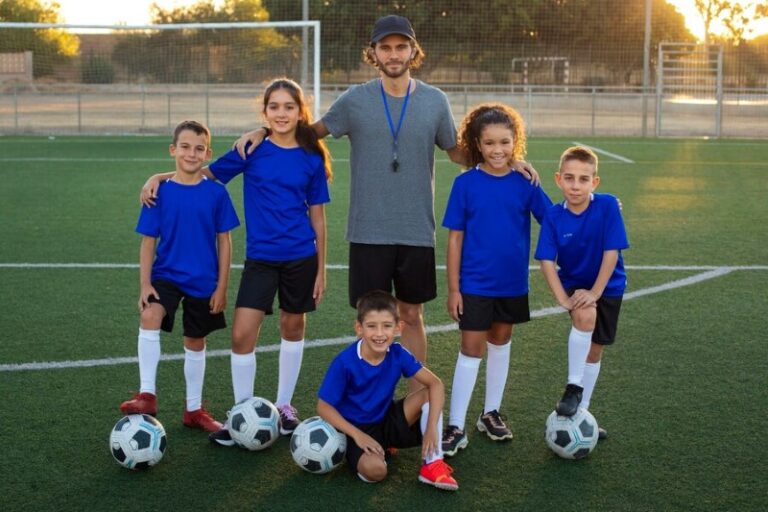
[667,0,768,40]
[57,0,223,26]
[57,0,767,39]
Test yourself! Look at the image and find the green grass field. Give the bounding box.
[1,135,767,512]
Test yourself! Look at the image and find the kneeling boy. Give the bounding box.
[317,290,458,491]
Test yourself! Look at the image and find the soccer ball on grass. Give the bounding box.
[110,414,167,470]
[545,408,599,459]
[228,396,280,451]
[290,416,347,474]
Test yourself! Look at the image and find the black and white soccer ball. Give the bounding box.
[110,414,167,470]
[545,408,599,459]
[228,397,280,451]
[290,416,347,474]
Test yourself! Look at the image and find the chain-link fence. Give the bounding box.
[1,0,767,137]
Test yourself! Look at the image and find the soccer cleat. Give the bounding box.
[277,404,301,435]
[418,459,459,491]
[208,427,235,447]
[556,384,584,417]
[476,410,514,441]
[441,425,468,457]
[598,427,608,440]
[120,392,157,416]
[183,407,223,433]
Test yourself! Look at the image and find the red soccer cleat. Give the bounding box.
[183,407,223,433]
[418,459,459,491]
[120,392,157,416]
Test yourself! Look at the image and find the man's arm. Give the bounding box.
[234,120,330,159]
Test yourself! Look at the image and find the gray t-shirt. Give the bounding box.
[322,79,457,247]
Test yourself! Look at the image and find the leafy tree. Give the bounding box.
[0,0,78,77]
[113,0,292,83]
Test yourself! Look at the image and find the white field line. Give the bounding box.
[571,141,635,163]
[1,263,767,271]
[0,266,753,373]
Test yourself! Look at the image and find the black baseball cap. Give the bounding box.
[370,15,416,43]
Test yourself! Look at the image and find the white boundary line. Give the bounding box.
[571,141,635,164]
[0,266,751,373]
[1,263,766,271]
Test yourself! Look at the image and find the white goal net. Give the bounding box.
[0,21,320,134]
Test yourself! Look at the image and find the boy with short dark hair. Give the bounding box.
[120,120,240,433]
[534,146,629,438]
[316,290,458,491]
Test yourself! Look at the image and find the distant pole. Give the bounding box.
[301,0,309,91]
[642,0,652,137]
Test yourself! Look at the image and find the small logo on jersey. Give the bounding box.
[563,233,573,238]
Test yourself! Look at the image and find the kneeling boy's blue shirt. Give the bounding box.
[534,193,629,297]
[318,341,422,425]
[442,168,552,296]
[208,140,330,262]
[136,178,240,298]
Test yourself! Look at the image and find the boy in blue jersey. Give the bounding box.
[440,104,551,457]
[120,120,240,434]
[317,290,459,491]
[535,146,629,439]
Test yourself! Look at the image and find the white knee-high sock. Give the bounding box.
[230,351,256,404]
[421,402,444,464]
[138,328,161,394]
[448,353,481,430]
[484,341,511,414]
[580,361,602,410]
[567,327,593,386]
[184,347,206,412]
[276,339,305,406]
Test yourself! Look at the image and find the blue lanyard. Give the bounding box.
[379,79,412,171]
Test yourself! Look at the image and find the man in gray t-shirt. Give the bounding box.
[236,15,469,368]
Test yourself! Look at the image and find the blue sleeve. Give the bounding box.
[306,157,331,206]
[441,177,466,231]
[215,188,240,234]
[534,211,558,261]
[208,148,249,185]
[529,185,553,225]
[135,203,160,237]
[602,196,629,251]
[395,344,423,378]
[317,356,345,406]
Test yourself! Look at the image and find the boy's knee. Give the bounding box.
[279,313,306,340]
[140,305,164,329]
[572,309,596,332]
[587,343,604,362]
[357,455,387,482]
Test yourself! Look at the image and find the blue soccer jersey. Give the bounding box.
[442,167,552,296]
[208,140,330,262]
[136,177,240,298]
[318,341,423,425]
[534,193,629,297]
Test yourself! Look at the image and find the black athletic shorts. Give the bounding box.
[566,289,623,345]
[458,293,530,331]
[345,398,422,473]
[147,280,226,338]
[348,243,436,308]
[235,255,318,315]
